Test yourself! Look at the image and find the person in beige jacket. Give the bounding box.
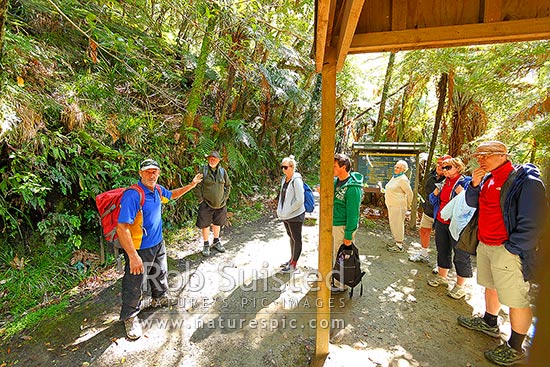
[384,160,413,252]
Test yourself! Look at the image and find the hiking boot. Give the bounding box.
[213,240,226,253]
[457,315,500,338]
[427,274,449,287]
[386,243,405,253]
[447,284,466,299]
[408,252,430,264]
[202,243,211,257]
[124,316,142,340]
[484,343,526,366]
[151,295,174,308]
[281,264,297,274]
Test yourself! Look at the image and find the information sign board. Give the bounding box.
[355,153,419,190]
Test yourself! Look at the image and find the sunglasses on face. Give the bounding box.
[281,166,290,170]
[474,153,502,160]
[442,165,453,171]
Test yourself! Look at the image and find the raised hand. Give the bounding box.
[471,168,486,187]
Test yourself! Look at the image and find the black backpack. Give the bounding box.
[332,243,365,298]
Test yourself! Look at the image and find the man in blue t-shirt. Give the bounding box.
[117,158,202,340]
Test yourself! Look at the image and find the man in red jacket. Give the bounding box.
[457,141,547,366]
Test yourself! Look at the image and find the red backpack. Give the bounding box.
[95,184,161,262]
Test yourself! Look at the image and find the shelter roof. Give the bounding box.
[315,0,550,71]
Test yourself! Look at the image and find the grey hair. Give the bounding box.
[396,160,409,172]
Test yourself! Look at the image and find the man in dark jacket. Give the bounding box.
[457,141,547,366]
[409,154,447,264]
[196,151,231,256]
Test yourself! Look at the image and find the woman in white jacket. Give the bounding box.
[276,155,305,273]
[384,160,413,252]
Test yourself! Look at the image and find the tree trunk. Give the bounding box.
[297,73,322,160]
[397,76,414,142]
[182,13,216,130]
[421,73,448,188]
[218,27,244,126]
[373,52,396,141]
[258,73,271,146]
[0,0,8,64]
[335,108,348,153]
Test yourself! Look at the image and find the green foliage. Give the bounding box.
[0,300,70,340]
[37,212,82,250]
[360,217,377,230]
[0,240,79,320]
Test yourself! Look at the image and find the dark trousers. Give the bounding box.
[283,220,303,263]
[120,240,168,320]
[434,221,473,278]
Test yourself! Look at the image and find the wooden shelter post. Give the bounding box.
[314,46,337,363]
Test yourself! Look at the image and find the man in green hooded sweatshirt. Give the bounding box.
[332,153,364,291]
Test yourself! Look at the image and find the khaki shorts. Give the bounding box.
[477,242,530,308]
[419,213,434,229]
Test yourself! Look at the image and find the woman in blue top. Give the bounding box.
[427,157,472,299]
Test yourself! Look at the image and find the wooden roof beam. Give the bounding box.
[316,0,338,73]
[349,18,550,53]
[484,0,503,23]
[391,0,408,30]
[335,0,366,71]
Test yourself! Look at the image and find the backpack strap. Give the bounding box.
[204,165,225,181]
[127,184,162,208]
[128,184,146,207]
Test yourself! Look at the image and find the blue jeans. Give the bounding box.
[435,221,472,278]
[120,240,168,320]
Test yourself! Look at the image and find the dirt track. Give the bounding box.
[0,212,531,367]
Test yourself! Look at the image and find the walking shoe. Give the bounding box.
[484,343,526,366]
[151,295,174,308]
[280,261,290,268]
[447,284,466,299]
[457,315,500,338]
[427,274,449,287]
[281,264,297,274]
[387,243,405,253]
[202,243,211,256]
[408,252,430,264]
[330,286,346,293]
[124,316,142,340]
[213,240,226,253]
[432,265,439,274]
